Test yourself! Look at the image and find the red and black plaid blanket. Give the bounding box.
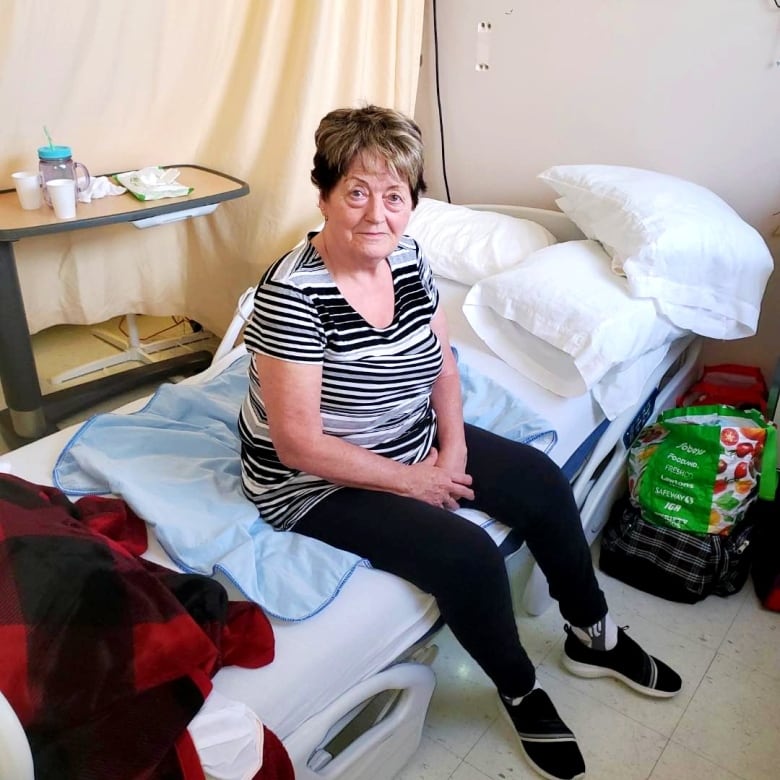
[0,474,292,780]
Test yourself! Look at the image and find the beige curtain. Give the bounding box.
[1,0,425,335]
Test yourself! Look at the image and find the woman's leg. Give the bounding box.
[460,424,682,701]
[295,479,589,780]
[294,488,536,697]
[460,423,608,628]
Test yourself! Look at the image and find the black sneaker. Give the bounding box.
[562,625,682,698]
[498,688,586,780]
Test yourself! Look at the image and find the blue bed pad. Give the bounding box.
[53,353,557,621]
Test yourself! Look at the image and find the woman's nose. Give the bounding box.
[365,197,384,222]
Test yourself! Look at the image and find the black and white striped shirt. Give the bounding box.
[238,233,442,530]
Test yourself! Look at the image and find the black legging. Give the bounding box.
[294,423,607,697]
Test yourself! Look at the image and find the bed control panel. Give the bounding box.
[623,388,659,449]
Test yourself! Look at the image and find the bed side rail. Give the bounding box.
[570,337,703,509]
[283,662,435,780]
[212,286,255,364]
[522,337,703,616]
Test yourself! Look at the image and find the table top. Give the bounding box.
[0,164,249,241]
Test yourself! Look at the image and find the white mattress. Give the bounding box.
[0,388,440,742]
[438,275,604,471]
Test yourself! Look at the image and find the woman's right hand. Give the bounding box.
[403,447,474,510]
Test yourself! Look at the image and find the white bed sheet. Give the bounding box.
[438,275,604,471]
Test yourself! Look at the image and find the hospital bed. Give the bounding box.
[2,194,752,780]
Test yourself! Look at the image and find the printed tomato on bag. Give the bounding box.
[628,405,777,535]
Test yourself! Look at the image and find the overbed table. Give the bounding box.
[0,164,249,444]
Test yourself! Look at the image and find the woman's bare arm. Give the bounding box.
[429,307,469,479]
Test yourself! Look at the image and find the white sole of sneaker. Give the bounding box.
[497,699,587,780]
[561,654,679,699]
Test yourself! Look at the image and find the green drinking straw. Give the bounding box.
[43,126,54,149]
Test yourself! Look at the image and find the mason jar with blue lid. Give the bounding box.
[38,145,90,207]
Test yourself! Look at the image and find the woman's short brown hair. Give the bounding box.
[311,105,427,207]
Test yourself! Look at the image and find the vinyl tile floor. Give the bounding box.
[2,322,779,779]
[399,554,780,780]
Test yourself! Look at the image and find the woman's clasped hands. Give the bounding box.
[404,446,474,510]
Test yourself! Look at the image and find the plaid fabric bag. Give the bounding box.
[599,497,754,603]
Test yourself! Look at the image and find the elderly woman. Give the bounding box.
[238,105,681,780]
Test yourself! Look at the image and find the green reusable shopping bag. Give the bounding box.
[628,405,777,535]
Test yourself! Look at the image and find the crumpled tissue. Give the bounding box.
[189,689,264,780]
[115,166,193,201]
[77,176,127,203]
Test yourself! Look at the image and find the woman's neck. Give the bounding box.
[313,230,395,328]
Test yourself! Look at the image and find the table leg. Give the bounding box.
[0,241,47,439]
[0,239,213,447]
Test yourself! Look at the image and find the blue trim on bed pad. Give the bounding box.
[560,418,610,481]
[53,352,558,621]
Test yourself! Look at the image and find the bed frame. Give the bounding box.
[0,205,703,780]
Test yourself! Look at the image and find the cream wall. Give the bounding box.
[414,0,780,380]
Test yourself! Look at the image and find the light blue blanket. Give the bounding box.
[54,352,556,621]
[459,359,557,453]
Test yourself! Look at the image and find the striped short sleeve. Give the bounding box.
[244,274,326,364]
[416,244,440,312]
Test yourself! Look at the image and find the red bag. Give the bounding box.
[677,364,768,414]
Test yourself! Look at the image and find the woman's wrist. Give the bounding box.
[434,441,468,472]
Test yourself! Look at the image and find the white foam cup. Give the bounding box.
[46,178,77,219]
[11,171,42,210]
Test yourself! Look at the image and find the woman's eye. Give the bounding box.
[387,192,404,204]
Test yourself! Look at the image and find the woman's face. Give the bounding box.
[320,153,413,265]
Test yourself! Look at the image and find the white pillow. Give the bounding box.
[405,198,556,286]
[538,165,774,339]
[462,240,683,403]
